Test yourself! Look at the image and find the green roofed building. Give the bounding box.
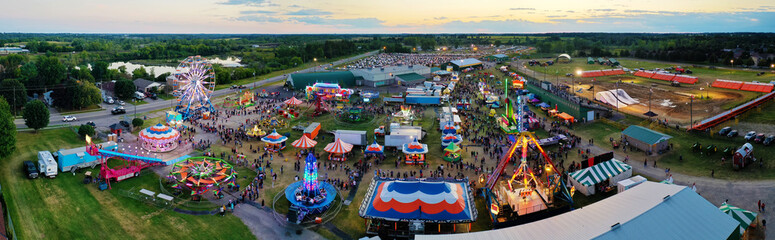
[587,57,595,64]
[395,73,426,86]
[286,71,356,90]
[622,125,672,154]
[609,58,620,66]
[483,54,509,63]
[597,57,606,65]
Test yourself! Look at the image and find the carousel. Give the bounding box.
[291,135,318,149]
[138,124,181,152]
[443,142,462,162]
[441,121,460,134]
[324,138,353,161]
[261,129,288,152]
[402,138,428,165]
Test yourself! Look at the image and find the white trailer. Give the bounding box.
[37,151,58,178]
[385,134,415,148]
[334,130,367,146]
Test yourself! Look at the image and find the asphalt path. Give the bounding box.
[15,51,377,129]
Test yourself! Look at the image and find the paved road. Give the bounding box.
[15,51,378,129]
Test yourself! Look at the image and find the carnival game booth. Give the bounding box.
[441,133,463,147]
[166,111,183,128]
[359,177,478,238]
[138,124,181,152]
[261,129,288,152]
[305,82,354,102]
[441,121,460,134]
[365,140,384,155]
[568,158,632,196]
[443,142,462,162]
[324,138,354,161]
[402,138,428,165]
[719,203,759,239]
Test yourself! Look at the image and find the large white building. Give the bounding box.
[0,47,30,54]
[350,65,430,87]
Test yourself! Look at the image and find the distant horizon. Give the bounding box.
[2,32,773,35]
[2,0,773,33]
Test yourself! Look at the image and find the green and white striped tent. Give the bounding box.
[719,203,758,236]
[570,159,632,186]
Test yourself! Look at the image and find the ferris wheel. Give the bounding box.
[173,56,216,119]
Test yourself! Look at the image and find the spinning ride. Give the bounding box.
[285,153,337,223]
[168,157,237,197]
[173,56,216,120]
[245,125,266,138]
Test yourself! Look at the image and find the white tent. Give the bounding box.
[568,159,632,196]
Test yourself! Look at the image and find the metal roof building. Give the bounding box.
[444,58,483,71]
[417,181,739,240]
[286,71,356,90]
[621,125,672,154]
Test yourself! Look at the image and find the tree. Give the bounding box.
[0,97,16,157]
[114,79,135,100]
[77,124,95,139]
[132,66,149,79]
[0,79,28,113]
[23,100,49,132]
[77,66,95,82]
[19,62,38,84]
[92,61,109,81]
[132,118,144,127]
[289,57,303,67]
[155,72,171,82]
[35,55,66,89]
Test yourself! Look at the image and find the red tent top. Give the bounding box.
[291,135,318,149]
[324,138,354,154]
[284,97,303,105]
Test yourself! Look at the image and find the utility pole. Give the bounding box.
[690,95,694,130]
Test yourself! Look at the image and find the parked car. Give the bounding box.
[119,120,130,128]
[754,133,766,144]
[764,135,775,146]
[744,131,757,141]
[231,85,247,89]
[149,93,158,100]
[727,130,739,138]
[117,100,125,106]
[111,107,126,115]
[104,96,114,104]
[134,91,145,100]
[718,127,732,136]
[86,121,96,127]
[62,115,77,122]
[23,161,39,179]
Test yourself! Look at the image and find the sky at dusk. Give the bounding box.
[2,0,774,33]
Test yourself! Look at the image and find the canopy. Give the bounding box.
[284,97,303,106]
[719,203,758,236]
[359,178,476,223]
[444,142,461,153]
[139,124,180,143]
[291,135,318,149]
[402,138,428,154]
[442,121,459,134]
[536,102,550,108]
[557,112,575,122]
[324,138,354,154]
[261,129,288,144]
[441,133,462,146]
[365,140,384,154]
[570,159,632,186]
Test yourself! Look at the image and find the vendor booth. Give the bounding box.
[365,140,384,155]
[324,138,353,161]
[402,138,428,165]
[568,158,632,196]
[441,133,462,147]
[291,135,318,149]
[443,142,462,162]
[719,203,759,239]
[261,129,288,152]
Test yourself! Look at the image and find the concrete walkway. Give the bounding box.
[233,203,326,240]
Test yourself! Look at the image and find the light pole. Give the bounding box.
[648,87,653,119]
[690,95,694,130]
[313,58,318,73]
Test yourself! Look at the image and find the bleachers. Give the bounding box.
[633,71,698,84]
[672,75,698,84]
[633,70,655,78]
[711,79,743,90]
[740,82,775,93]
[580,69,625,78]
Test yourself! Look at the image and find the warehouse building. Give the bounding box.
[350,65,430,87]
[621,125,672,154]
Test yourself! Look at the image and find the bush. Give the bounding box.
[132,118,144,127]
[78,124,95,139]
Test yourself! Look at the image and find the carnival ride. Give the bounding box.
[286,153,337,223]
[484,95,574,224]
[173,56,216,120]
[261,129,288,152]
[246,125,266,138]
[138,124,181,153]
[305,82,354,102]
[85,135,167,190]
[167,157,237,198]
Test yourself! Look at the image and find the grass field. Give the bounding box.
[0,129,254,240]
[56,105,103,115]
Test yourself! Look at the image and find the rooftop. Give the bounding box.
[622,125,672,145]
[395,73,426,82]
[449,58,482,67]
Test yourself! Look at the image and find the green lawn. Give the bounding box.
[157,93,176,100]
[56,104,103,114]
[130,100,148,106]
[0,129,254,240]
